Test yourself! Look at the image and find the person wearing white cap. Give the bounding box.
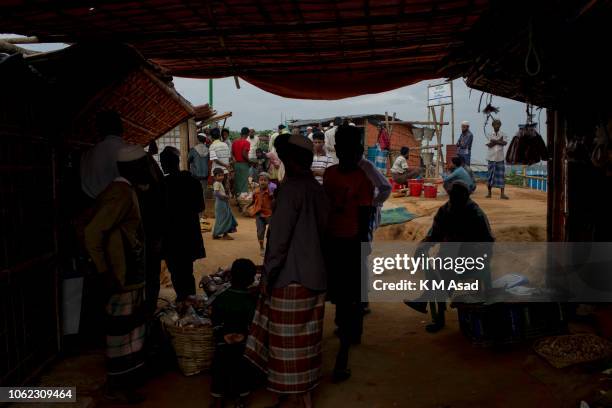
[84,143,150,404]
[80,111,127,199]
[245,132,329,408]
[306,126,313,141]
[324,117,342,164]
[457,120,474,165]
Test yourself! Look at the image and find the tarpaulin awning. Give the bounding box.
[0,0,488,100]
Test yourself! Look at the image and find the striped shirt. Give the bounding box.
[311,153,333,184]
[209,140,230,174]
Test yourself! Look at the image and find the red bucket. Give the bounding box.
[392,181,404,192]
[423,183,438,199]
[408,179,424,197]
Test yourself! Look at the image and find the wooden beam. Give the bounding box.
[387,120,450,125]
[27,7,481,43]
[1,36,39,44]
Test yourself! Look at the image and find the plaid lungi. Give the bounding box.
[487,160,505,188]
[245,284,326,394]
[106,288,146,386]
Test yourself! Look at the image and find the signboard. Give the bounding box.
[427,83,452,106]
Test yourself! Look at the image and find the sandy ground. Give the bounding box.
[375,183,547,243]
[33,184,603,408]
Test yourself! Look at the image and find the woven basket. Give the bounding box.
[534,333,612,368]
[161,316,215,376]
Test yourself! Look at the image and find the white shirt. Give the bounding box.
[391,155,409,174]
[486,131,507,162]
[324,126,339,164]
[311,153,333,184]
[80,135,126,199]
[209,139,231,174]
[247,135,259,160]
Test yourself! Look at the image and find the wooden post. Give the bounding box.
[188,118,197,150]
[179,121,189,171]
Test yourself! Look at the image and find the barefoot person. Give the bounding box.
[250,172,274,256]
[84,145,151,404]
[323,124,374,382]
[212,168,238,240]
[245,133,329,408]
[486,119,509,199]
[160,146,206,302]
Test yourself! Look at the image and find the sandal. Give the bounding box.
[222,235,235,240]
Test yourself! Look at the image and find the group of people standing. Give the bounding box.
[77,110,508,407]
[243,123,391,408]
[455,119,510,199]
[79,111,206,403]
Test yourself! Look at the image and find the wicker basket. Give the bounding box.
[534,333,612,368]
[161,316,215,376]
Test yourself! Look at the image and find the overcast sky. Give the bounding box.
[4,35,546,164]
[174,77,546,163]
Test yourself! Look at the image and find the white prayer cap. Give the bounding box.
[288,133,313,152]
[117,145,147,162]
[306,126,313,130]
[349,122,356,127]
[461,120,470,126]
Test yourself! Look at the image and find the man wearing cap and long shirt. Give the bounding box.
[267,124,288,183]
[80,111,127,200]
[325,117,342,165]
[246,132,329,408]
[457,121,474,166]
[84,145,152,404]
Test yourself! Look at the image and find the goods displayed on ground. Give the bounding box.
[454,295,567,347]
[158,267,260,376]
[534,334,612,368]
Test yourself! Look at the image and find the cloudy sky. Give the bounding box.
[174,77,545,164]
[4,35,545,164]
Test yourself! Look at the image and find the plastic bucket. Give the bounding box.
[408,179,424,197]
[423,183,438,199]
[367,146,378,163]
[374,149,389,175]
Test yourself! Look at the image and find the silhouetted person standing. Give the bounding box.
[160,146,206,302]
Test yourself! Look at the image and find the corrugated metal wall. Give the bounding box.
[0,56,60,385]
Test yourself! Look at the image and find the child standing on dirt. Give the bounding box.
[210,258,257,408]
[250,172,274,256]
[212,168,238,240]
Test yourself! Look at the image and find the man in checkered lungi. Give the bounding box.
[485,119,509,199]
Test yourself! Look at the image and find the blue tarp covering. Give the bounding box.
[380,207,418,226]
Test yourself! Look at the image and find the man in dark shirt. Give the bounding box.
[404,180,494,332]
[159,146,205,302]
[324,124,374,383]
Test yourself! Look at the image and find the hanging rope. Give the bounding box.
[525,18,542,76]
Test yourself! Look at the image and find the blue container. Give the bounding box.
[367,146,378,163]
